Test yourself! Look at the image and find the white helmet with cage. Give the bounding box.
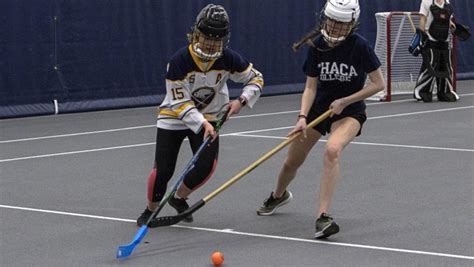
[320,0,360,46]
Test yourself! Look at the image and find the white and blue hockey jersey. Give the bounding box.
[157,45,264,133]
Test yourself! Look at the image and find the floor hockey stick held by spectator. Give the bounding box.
[116,106,230,259]
[406,12,417,33]
[152,109,333,227]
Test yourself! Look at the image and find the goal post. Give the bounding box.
[369,12,456,101]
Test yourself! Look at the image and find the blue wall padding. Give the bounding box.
[1,1,472,118]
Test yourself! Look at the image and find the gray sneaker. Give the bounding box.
[314,213,339,239]
[256,190,293,216]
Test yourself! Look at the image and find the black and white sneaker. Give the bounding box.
[314,213,339,239]
[256,190,293,216]
[136,208,159,228]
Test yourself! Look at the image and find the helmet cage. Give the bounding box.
[189,4,230,61]
[319,0,360,46]
[320,15,357,45]
[190,28,229,61]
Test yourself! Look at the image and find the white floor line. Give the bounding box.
[230,134,289,140]
[173,225,474,261]
[1,106,473,163]
[1,94,473,144]
[229,134,474,152]
[0,125,152,144]
[220,105,474,136]
[368,105,473,120]
[348,140,474,152]
[0,143,154,163]
[0,204,472,261]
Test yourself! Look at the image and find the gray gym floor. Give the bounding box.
[1,81,473,266]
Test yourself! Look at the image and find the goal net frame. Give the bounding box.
[370,12,457,101]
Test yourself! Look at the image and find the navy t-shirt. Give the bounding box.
[303,33,381,113]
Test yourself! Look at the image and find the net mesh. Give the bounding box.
[369,12,455,101]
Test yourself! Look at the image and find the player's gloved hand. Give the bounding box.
[453,22,471,41]
[408,28,427,57]
[202,121,217,142]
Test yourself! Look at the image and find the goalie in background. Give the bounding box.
[256,0,384,239]
[412,0,465,102]
[136,4,264,227]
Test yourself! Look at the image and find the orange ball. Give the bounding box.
[211,251,224,266]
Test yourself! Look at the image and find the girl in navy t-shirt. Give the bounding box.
[257,0,385,239]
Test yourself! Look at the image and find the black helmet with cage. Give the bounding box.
[319,0,360,47]
[189,4,230,61]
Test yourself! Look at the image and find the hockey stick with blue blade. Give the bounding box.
[116,107,230,259]
[152,109,332,227]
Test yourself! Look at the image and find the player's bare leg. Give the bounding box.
[257,127,321,216]
[273,128,321,198]
[318,117,359,215]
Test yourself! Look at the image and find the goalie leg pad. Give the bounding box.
[414,49,437,102]
[436,77,458,102]
[421,44,450,79]
[414,69,435,102]
[435,50,458,102]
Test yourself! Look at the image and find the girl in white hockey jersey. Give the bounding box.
[137,4,263,227]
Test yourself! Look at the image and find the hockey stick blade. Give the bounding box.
[115,137,210,260]
[116,225,148,259]
[115,138,209,260]
[115,106,230,259]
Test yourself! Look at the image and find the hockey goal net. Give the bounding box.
[369,12,456,101]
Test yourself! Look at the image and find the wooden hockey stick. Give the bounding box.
[152,109,333,227]
[406,12,416,33]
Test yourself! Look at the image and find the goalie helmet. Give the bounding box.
[189,4,230,61]
[320,0,360,46]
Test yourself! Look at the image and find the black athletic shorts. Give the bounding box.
[306,109,367,136]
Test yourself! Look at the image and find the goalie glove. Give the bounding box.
[408,28,427,57]
[453,22,471,41]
